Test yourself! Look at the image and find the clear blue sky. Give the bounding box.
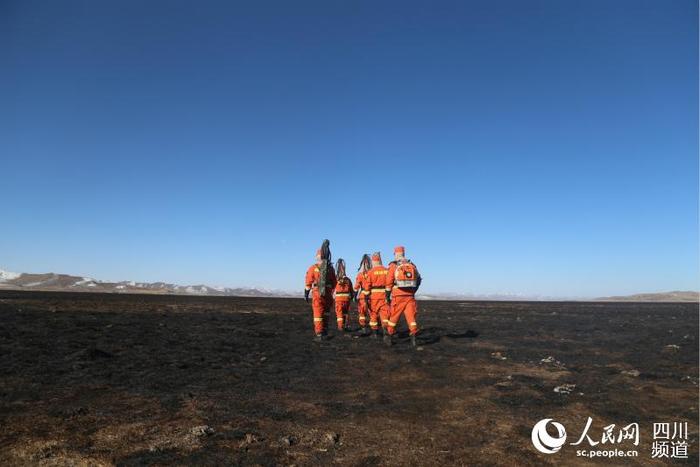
[1,0,697,297]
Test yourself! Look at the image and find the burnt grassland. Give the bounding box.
[0,291,697,466]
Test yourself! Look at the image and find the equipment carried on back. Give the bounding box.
[318,239,332,296]
[358,254,372,273]
[335,258,352,297]
[394,260,419,288]
[335,258,346,280]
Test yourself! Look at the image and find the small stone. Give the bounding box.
[280,435,295,446]
[324,432,340,444]
[662,344,680,354]
[621,369,640,377]
[681,376,698,386]
[190,425,215,437]
[540,356,566,369]
[553,383,576,395]
[491,352,507,360]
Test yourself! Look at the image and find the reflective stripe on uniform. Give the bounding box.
[313,317,324,322]
[337,318,343,322]
[371,288,385,293]
[362,290,370,295]
[387,320,396,326]
[335,293,351,297]
[369,321,378,326]
[409,322,418,328]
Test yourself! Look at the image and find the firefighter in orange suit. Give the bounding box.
[385,245,422,347]
[354,254,372,332]
[366,252,390,338]
[333,259,353,331]
[304,242,337,341]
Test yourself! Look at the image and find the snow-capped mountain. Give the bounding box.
[0,269,21,281]
[0,268,294,297]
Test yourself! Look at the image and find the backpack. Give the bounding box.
[394,261,419,288]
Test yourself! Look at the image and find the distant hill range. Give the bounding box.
[595,291,698,302]
[0,268,292,298]
[1,268,696,302]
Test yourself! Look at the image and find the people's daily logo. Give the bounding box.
[531,418,567,454]
[531,418,689,459]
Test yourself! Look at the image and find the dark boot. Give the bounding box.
[383,333,393,346]
[370,330,378,339]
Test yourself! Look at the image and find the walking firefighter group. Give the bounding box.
[304,239,422,347]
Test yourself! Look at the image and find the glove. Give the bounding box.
[385,290,392,304]
[304,289,310,303]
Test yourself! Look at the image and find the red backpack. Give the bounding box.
[394,261,419,288]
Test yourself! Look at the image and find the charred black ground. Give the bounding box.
[0,291,697,466]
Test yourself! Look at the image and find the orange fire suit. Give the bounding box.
[334,277,353,330]
[366,265,390,331]
[385,260,421,336]
[354,271,370,328]
[305,263,337,334]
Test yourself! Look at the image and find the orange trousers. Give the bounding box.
[387,295,418,336]
[356,294,369,328]
[335,300,350,329]
[312,293,333,334]
[369,296,390,331]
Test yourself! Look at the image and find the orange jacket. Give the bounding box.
[366,265,389,298]
[334,277,353,301]
[305,262,337,295]
[386,260,421,297]
[354,271,370,296]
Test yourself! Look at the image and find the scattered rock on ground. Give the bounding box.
[280,435,296,446]
[495,375,513,388]
[491,352,507,360]
[244,433,260,444]
[681,376,698,386]
[190,425,215,437]
[540,356,566,369]
[662,344,680,354]
[554,383,576,394]
[621,369,640,377]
